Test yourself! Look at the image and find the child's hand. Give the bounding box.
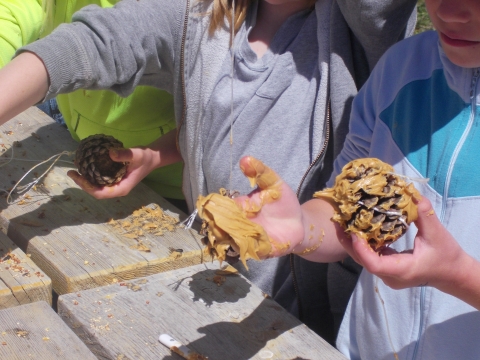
[232,156,305,257]
[198,156,349,264]
[67,146,155,199]
[346,196,471,291]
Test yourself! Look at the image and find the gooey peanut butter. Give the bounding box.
[314,158,421,250]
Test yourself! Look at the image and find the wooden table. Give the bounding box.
[0,232,51,309]
[58,262,347,360]
[0,301,97,359]
[0,108,205,296]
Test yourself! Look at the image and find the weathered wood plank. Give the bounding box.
[58,262,347,360]
[0,232,51,309]
[0,107,205,295]
[0,301,97,359]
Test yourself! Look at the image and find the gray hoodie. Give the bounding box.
[21,0,417,345]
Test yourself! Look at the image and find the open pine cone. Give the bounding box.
[314,158,421,250]
[75,134,127,186]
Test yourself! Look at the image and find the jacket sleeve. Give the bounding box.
[17,0,186,99]
[0,0,44,67]
[336,0,417,70]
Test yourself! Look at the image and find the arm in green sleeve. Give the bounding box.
[0,0,44,67]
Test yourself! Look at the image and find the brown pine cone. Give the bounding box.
[314,158,421,250]
[75,134,127,186]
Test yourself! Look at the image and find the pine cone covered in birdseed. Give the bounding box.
[75,134,127,186]
[314,158,421,250]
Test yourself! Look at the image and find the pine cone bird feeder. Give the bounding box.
[75,134,127,186]
[314,158,421,250]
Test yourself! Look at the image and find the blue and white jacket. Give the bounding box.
[334,30,480,360]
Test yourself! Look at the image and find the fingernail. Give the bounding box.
[109,149,118,157]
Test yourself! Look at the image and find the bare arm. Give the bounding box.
[0,52,49,124]
[294,198,350,262]
[0,51,182,201]
[448,257,480,311]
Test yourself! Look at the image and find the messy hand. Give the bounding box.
[224,156,349,261]
[67,146,157,199]
[232,156,305,257]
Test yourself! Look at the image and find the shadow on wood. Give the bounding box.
[58,263,346,359]
[0,108,205,296]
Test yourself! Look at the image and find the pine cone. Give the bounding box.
[75,134,127,186]
[314,158,421,250]
[196,188,272,270]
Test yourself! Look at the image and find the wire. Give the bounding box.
[5,147,75,204]
[228,0,236,192]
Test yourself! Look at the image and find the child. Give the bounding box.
[227,0,480,358]
[0,0,185,208]
[0,0,417,344]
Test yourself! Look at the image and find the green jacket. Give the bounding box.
[0,0,183,199]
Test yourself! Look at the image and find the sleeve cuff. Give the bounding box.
[15,23,94,101]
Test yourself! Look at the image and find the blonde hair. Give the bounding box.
[205,0,317,35]
[206,0,249,36]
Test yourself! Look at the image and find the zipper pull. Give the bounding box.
[469,68,480,100]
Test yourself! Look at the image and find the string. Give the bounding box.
[180,1,236,230]
[2,146,75,204]
[229,0,236,192]
[374,276,399,360]
[178,209,198,229]
[388,172,430,184]
[181,0,236,230]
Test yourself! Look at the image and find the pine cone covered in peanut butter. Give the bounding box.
[75,134,127,186]
[314,158,421,250]
[196,191,272,270]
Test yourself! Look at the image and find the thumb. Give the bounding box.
[413,196,440,241]
[239,156,282,191]
[109,148,133,162]
[236,156,285,214]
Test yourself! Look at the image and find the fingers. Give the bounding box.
[351,197,436,274]
[109,148,134,162]
[351,234,410,279]
[239,156,283,204]
[68,147,154,199]
[413,196,442,245]
[67,170,127,198]
[236,156,281,215]
[67,170,102,195]
[350,234,376,267]
[351,235,384,271]
[337,235,363,266]
[239,156,281,190]
[66,142,169,202]
[349,197,456,291]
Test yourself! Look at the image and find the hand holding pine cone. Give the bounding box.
[196,188,273,270]
[314,158,421,250]
[74,134,128,186]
